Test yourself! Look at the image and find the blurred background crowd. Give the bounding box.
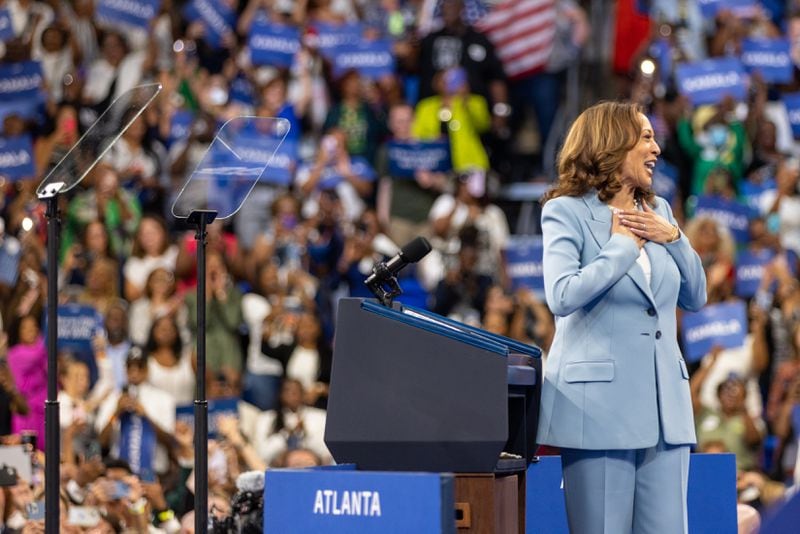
[0,0,800,531]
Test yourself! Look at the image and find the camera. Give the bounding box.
[208,471,264,533]
[20,431,37,451]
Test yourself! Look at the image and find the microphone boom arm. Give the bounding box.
[366,263,403,306]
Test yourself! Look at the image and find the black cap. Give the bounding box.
[0,464,18,487]
[125,346,147,367]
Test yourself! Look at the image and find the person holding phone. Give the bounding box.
[0,333,29,437]
[537,101,706,533]
[6,315,47,448]
[95,349,176,477]
[412,67,490,173]
[759,156,800,257]
[184,251,244,392]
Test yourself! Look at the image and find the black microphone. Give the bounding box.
[365,236,432,287]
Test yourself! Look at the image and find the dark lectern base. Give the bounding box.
[454,470,525,534]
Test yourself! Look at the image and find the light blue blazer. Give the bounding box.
[536,191,707,450]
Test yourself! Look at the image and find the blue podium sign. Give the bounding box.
[686,453,738,533]
[526,456,568,533]
[263,470,455,533]
[526,453,737,534]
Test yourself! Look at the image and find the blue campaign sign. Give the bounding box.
[782,92,800,139]
[315,157,377,190]
[675,58,747,106]
[386,140,451,178]
[315,22,363,58]
[119,413,156,478]
[0,135,34,181]
[332,40,395,80]
[652,159,678,204]
[504,237,544,293]
[55,304,102,385]
[0,8,14,42]
[168,110,194,146]
[681,300,748,362]
[249,22,300,67]
[57,304,103,356]
[229,75,255,106]
[735,248,774,298]
[740,38,792,84]
[176,396,238,438]
[739,178,775,213]
[96,0,161,31]
[694,195,752,243]
[0,61,44,103]
[0,237,21,286]
[183,0,235,48]
[650,38,673,85]
[224,130,296,186]
[263,470,454,533]
[257,138,297,186]
[697,0,758,19]
[0,98,40,125]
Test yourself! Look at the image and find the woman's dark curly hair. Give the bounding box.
[542,101,655,207]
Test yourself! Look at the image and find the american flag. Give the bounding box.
[474,0,557,80]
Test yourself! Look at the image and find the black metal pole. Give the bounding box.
[190,210,215,534]
[44,196,60,534]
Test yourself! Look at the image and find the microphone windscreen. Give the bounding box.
[399,237,432,263]
[235,471,265,493]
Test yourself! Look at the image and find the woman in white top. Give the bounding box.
[759,157,800,257]
[128,267,188,347]
[428,170,510,283]
[145,315,196,406]
[58,358,105,459]
[253,378,332,466]
[123,215,179,301]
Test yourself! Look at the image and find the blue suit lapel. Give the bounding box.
[582,192,657,309]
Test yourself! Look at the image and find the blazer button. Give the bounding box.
[647,308,656,316]
[655,331,662,339]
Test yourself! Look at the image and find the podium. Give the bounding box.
[322,298,542,532]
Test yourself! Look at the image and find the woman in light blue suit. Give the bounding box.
[537,102,707,534]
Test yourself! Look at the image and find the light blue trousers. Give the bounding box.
[560,433,690,534]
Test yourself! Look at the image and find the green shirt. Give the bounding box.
[696,407,759,471]
[185,287,244,374]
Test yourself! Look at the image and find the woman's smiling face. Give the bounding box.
[619,113,660,190]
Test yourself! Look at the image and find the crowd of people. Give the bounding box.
[0,0,798,531]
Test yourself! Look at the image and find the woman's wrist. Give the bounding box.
[667,224,680,243]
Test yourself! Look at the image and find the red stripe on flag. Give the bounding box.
[477,0,556,79]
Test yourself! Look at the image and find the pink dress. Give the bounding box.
[7,336,47,447]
